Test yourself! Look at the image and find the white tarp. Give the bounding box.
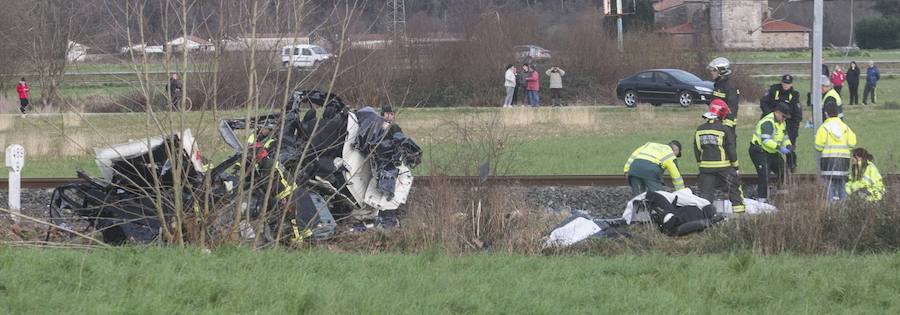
[544,217,604,248]
[621,188,778,224]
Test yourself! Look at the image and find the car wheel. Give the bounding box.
[282,61,290,67]
[651,102,662,107]
[678,91,693,107]
[623,90,637,108]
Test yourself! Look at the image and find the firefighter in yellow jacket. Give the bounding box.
[624,141,685,197]
[846,148,884,202]
[816,102,857,202]
[749,102,793,203]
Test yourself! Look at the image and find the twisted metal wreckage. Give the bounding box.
[49,91,423,245]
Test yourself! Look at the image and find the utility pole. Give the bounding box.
[386,0,407,41]
[616,0,624,52]
[812,0,824,130]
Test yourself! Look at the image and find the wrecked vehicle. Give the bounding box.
[49,90,422,245]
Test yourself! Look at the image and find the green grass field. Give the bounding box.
[722,49,900,62]
[3,95,900,177]
[1,247,898,314]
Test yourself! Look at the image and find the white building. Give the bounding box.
[223,33,310,51]
[165,36,215,52]
[67,41,88,62]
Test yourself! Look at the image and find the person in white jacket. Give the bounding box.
[546,66,566,106]
[503,64,517,107]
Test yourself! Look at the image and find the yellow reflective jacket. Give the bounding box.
[847,161,884,202]
[624,142,685,190]
[815,117,856,158]
[752,113,792,154]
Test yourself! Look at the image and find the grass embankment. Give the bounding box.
[2,101,900,177]
[722,49,900,62]
[1,247,899,314]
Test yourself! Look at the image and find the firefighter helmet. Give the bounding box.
[704,98,730,120]
[707,57,732,77]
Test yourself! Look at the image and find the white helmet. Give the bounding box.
[707,57,732,77]
[820,75,832,87]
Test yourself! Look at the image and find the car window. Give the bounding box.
[311,46,327,54]
[635,72,653,82]
[669,70,703,83]
[283,48,290,55]
[655,72,674,83]
[293,48,300,55]
[302,49,312,56]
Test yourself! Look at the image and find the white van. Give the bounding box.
[281,44,332,67]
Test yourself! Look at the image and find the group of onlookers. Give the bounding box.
[503,64,566,107]
[826,60,880,105]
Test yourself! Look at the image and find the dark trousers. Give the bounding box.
[550,88,563,106]
[785,120,800,173]
[627,159,664,197]
[863,85,877,104]
[698,168,744,207]
[511,85,520,105]
[19,98,29,113]
[518,84,528,105]
[848,81,859,105]
[749,145,784,199]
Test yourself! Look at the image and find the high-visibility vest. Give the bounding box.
[773,89,794,102]
[847,162,884,202]
[815,117,855,159]
[623,142,685,190]
[751,113,791,154]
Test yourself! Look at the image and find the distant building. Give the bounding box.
[67,41,88,62]
[655,0,810,50]
[223,33,310,51]
[120,43,165,55]
[165,36,215,52]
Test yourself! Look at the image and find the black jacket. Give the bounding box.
[694,119,738,171]
[712,76,740,122]
[761,84,802,121]
[847,67,861,84]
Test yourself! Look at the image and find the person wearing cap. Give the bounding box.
[816,102,857,202]
[761,74,802,172]
[760,75,799,118]
[694,99,745,212]
[708,57,740,131]
[623,141,685,197]
[820,74,843,121]
[749,102,793,202]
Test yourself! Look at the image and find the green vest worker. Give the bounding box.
[623,141,685,197]
[749,103,793,202]
[694,99,745,212]
[846,148,884,202]
[816,102,857,202]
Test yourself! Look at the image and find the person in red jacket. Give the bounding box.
[830,65,846,96]
[525,64,540,107]
[16,78,30,115]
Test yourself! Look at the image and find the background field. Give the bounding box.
[1,247,899,314]
[1,100,899,178]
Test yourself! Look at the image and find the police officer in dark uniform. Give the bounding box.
[708,57,740,132]
[760,74,802,173]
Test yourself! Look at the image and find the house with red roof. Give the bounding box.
[655,0,810,49]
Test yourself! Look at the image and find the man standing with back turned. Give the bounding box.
[695,99,745,213]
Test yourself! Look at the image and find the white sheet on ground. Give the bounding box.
[622,188,709,224]
[622,188,779,224]
[544,217,603,248]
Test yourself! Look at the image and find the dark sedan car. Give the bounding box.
[616,69,714,108]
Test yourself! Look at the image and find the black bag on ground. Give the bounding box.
[644,191,719,236]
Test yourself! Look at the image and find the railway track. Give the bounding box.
[2,174,881,190]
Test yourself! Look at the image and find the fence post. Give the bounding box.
[5,144,25,223]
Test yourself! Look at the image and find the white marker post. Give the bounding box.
[5,145,25,222]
